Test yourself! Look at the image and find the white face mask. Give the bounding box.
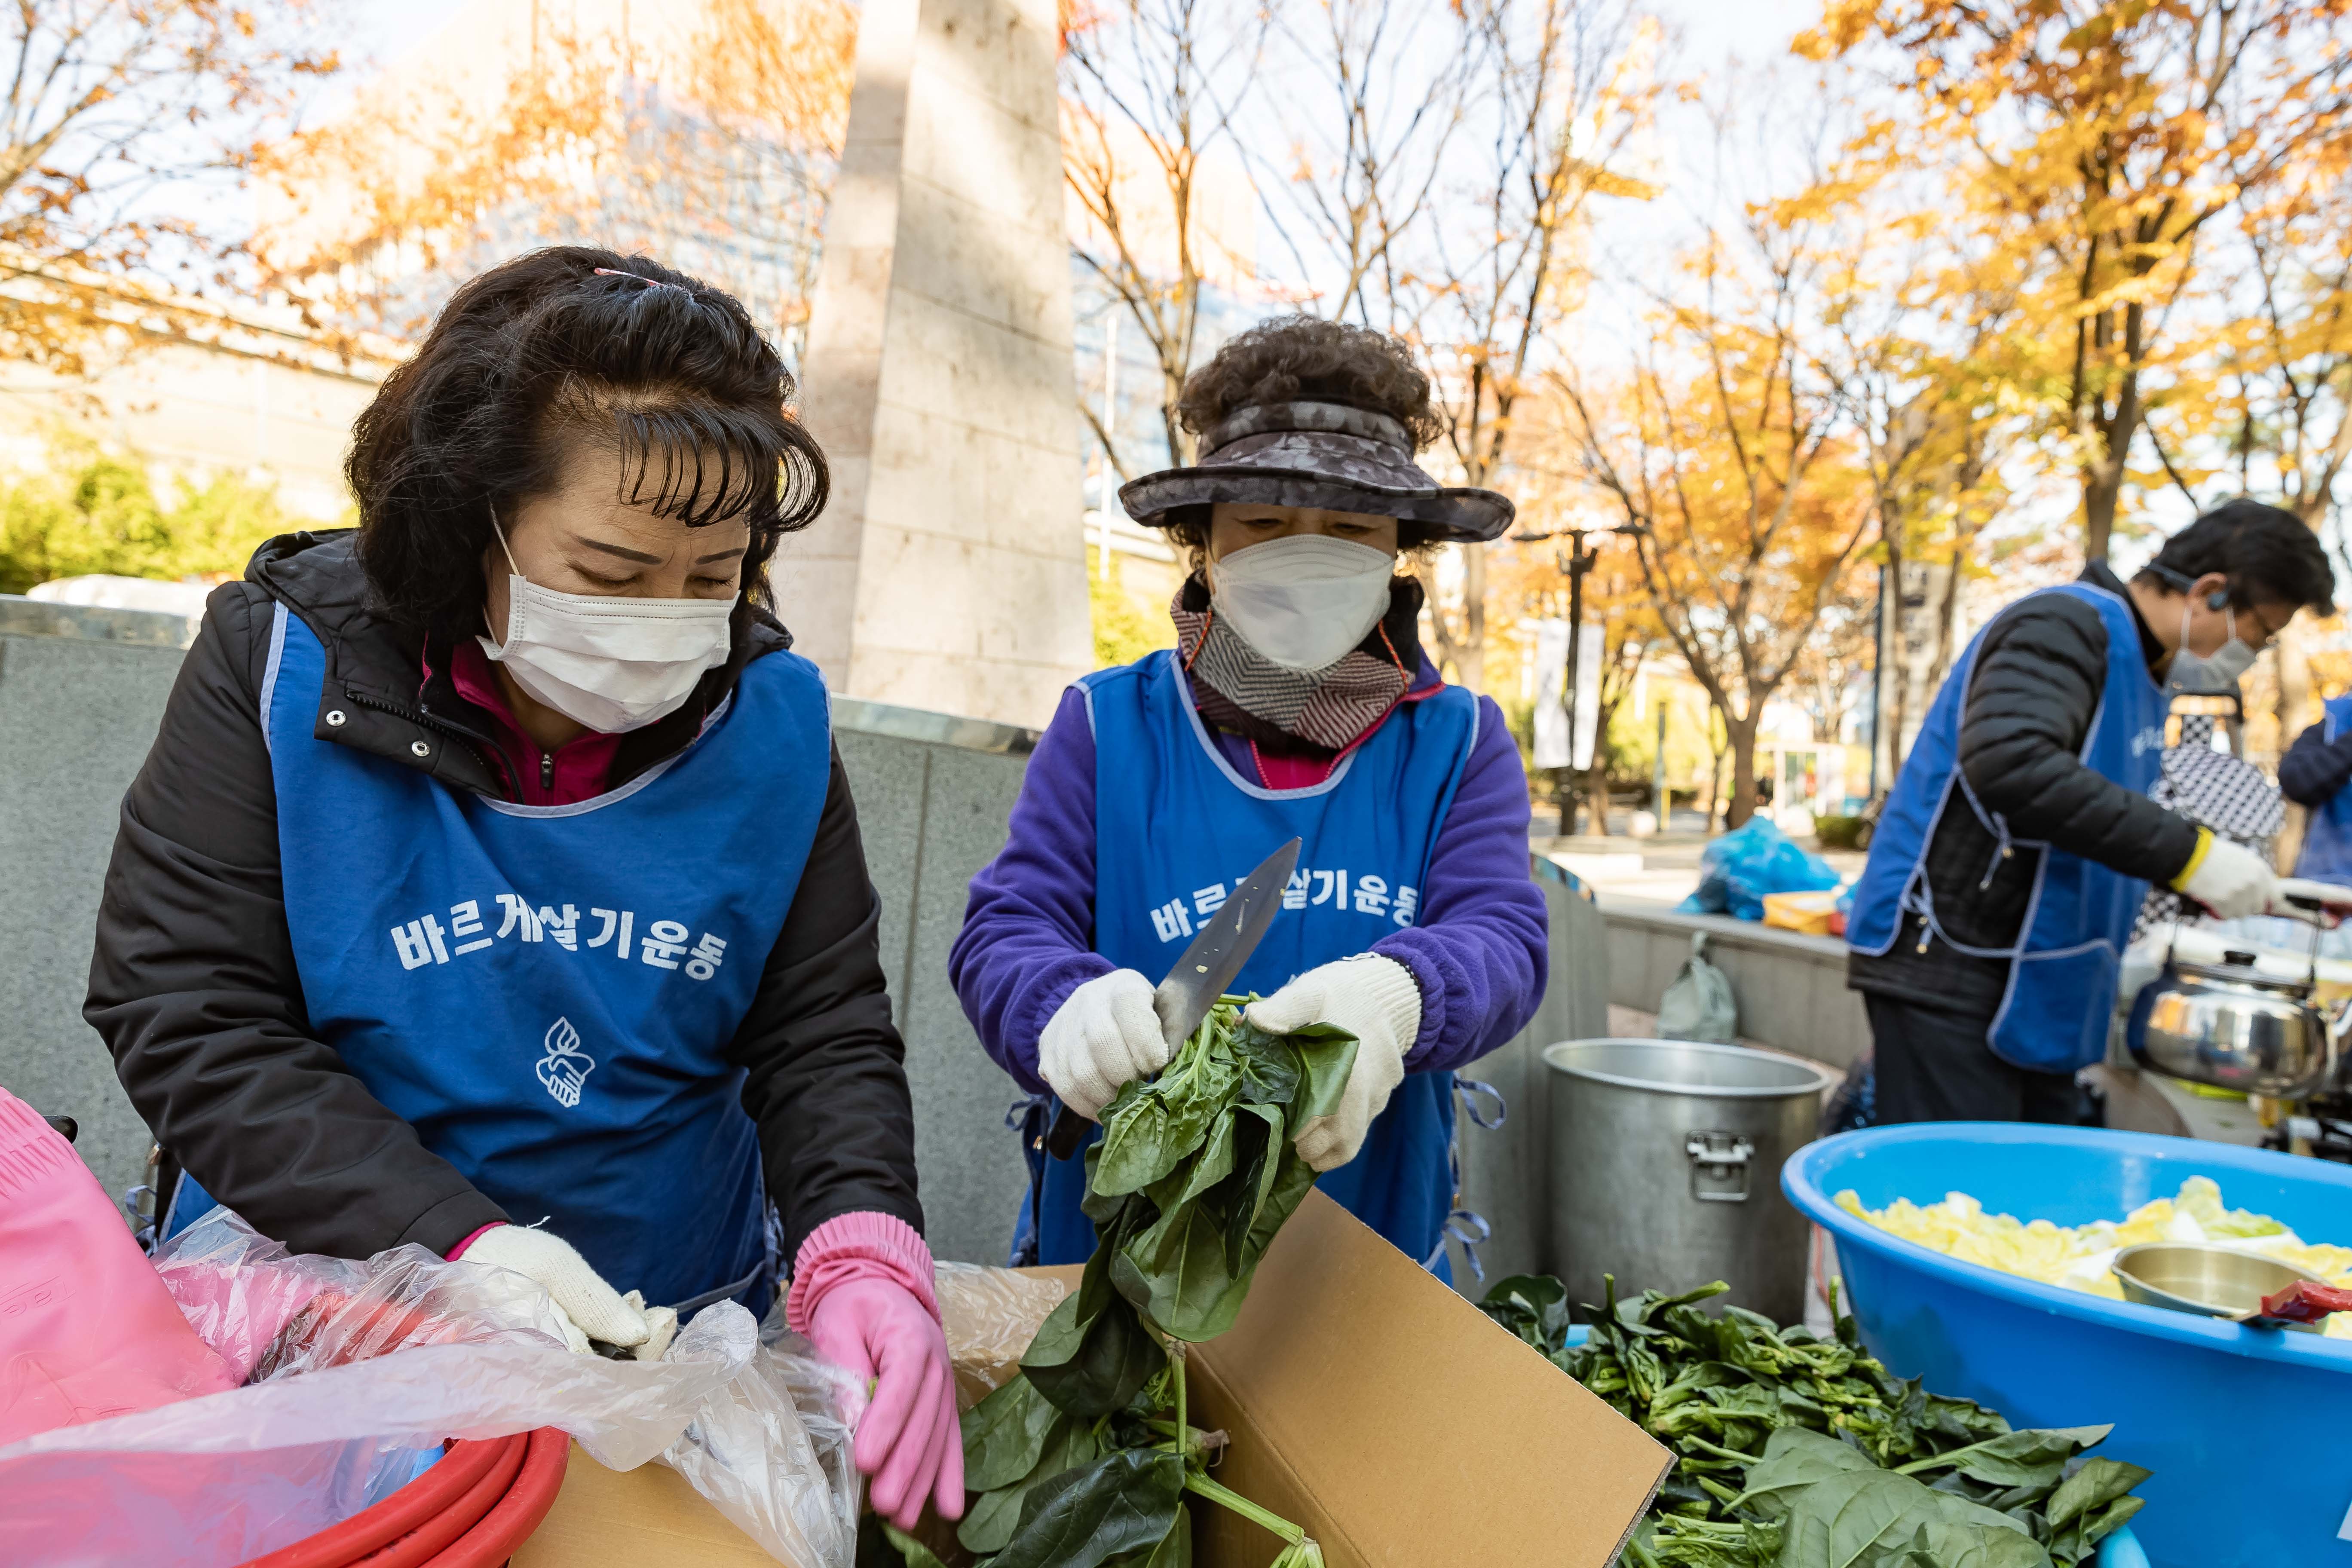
[1208,534,1399,673]
[477,520,735,734]
[2167,600,2259,695]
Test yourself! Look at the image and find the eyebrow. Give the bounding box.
[576,539,747,567]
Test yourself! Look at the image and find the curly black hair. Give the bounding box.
[348,245,828,641]
[2137,496,2337,613]
[1162,316,1445,566]
[1175,315,1442,450]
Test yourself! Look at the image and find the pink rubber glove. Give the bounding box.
[787,1212,960,1531]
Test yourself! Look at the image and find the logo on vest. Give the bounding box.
[535,1017,596,1109]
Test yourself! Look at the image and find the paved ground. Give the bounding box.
[1533,821,1867,905]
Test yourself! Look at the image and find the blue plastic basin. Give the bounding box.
[1784,1123,2352,1568]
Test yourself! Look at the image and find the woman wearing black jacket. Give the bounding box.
[84,248,961,1530]
[1847,500,2336,1123]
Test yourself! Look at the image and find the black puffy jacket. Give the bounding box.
[2278,716,2352,808]
[84,530,922,1262]
[1848,562,2203,1014]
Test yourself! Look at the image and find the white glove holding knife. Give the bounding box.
[1040,968,1172,1121]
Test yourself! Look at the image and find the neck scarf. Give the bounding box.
[1170,573,1428,756]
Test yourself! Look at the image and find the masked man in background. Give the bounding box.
[1847,499,2337,1124]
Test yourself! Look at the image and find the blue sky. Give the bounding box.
[348,1,474,62]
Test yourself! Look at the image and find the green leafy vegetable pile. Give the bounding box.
[876,997,1357,1568]
[1479,1275,2150,1568]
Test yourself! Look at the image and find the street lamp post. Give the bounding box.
[1513,520,1643,834]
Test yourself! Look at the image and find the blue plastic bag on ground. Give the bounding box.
[1677,817,1840,922]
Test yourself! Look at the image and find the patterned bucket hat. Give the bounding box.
[1116,400,1516,543]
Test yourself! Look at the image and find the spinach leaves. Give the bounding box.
[883,1000,1347,1568]
[1480,1274,2149,1568]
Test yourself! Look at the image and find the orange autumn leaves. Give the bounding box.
[1797,0,2352,560]
[255,0,856,351]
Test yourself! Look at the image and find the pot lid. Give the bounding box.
[2167,953,2316,995]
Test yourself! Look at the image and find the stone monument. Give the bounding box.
[787,0,1093,729]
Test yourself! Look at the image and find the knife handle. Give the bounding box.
[1044,1103,1090,1161]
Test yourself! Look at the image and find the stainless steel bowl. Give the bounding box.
[2126,951,2341,1098]
[2111,1242,2324,1329]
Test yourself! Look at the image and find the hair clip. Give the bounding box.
[593,266,688,294]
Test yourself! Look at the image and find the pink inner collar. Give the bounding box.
[428,642,625,806]
[1243,675,1445,790]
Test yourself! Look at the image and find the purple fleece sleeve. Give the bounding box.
[948,688,1112,1093]
[1371,694,1549,1073]
[947,686,1550,1087]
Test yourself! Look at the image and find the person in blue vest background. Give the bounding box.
[85,249,962,1530]
[1847,499,2337,1124]
[2279,690,2352,881]
[949,316,1550,1273]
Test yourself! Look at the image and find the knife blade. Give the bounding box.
[1043,836,1302,1161]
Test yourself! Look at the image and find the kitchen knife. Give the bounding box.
[1043,836,1302,1162]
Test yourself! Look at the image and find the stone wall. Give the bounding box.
[0,599,196,1213]
[1443,858,1610,1284]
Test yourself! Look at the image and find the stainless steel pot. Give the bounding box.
[1543,1038,1837,1325]
[2125,939,2345,1099]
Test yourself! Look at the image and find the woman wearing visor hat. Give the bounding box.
[951,317,1549,1270]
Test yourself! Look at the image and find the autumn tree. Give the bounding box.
[259,0,851,352]
[1560,178,1876,829]
[1250,0,1658,691]
[2196,156,2352,781]
[1253,0,1473,330]
[1062,0,1266,475]
[1408,2,1660,694]
[1785,559,1876,744]
[1802,0,2352,563]
[0,0,340,374]
[1795,155,2018,781]
[1494,389,1663,833]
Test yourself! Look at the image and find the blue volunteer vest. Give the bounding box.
[1023,649,1479,1268]
[1847,583,2166,1074]
[258,604,831,1311]
[2294,695,2352,882]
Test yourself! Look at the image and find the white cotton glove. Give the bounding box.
[2176,834,2279,921]
[622,1292,680,1363]
[1040,968,1173,1121]
[461,1224,652,1356]
[1246,954,1420,1173]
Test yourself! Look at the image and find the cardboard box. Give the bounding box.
[512,1446,778,1568]
[518,1191,1669,1566]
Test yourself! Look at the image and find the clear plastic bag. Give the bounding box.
[657,1306,864,1568]
[934,1261,1067,1406]
[0,1209,858,1567]
[926,1260,1068,1420]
